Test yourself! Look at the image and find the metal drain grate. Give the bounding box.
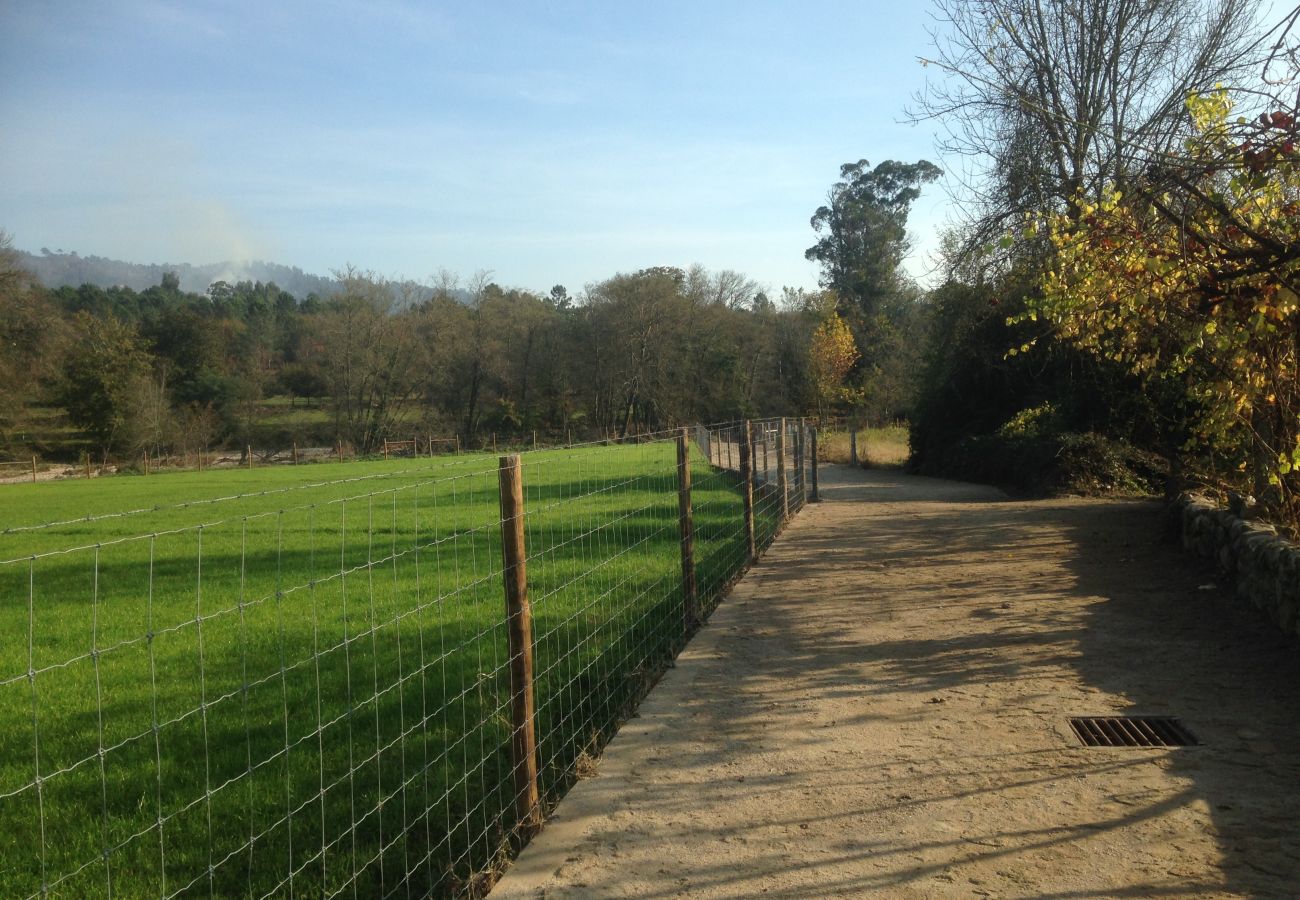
[1069,716,1198,748]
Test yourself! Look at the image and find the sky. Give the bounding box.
[0,1,952,297]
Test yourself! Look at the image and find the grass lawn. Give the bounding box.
[0,440,772,898]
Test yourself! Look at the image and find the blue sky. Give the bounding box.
[0,1,949,295]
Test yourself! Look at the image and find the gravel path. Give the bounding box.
[492,463,1300,898]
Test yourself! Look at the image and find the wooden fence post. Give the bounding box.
[740,421,756,562]
[292,442,299,465]
[810,425,821,503]
[336,443,343,463]
[247,446,254,469]
[84,453,91,479]
[383,441,390,461]
[143,452,149,476]
[31,455,37,483]
[777,418,788,520]
[793,420,805,508]
[455,434,461,455]
[498,454,541,834]
[761,426,769,484]
[676,428,699,632]
[850,425,859,467]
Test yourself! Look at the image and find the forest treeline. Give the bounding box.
[8,0,1300,533]
[0,247,915,461]
[14,248,343,299]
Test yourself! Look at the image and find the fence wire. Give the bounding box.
[0,419,815,898]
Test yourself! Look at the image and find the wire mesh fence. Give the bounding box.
[0,418,817,898]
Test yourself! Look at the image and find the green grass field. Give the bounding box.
[0,440,774,898]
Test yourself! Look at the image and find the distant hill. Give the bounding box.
[16,249,342,300]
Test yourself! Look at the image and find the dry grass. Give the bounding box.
[819,425,909,469]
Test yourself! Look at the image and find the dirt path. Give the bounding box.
[492,464,1300,898]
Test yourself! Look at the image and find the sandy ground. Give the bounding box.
[492,463,1300,899]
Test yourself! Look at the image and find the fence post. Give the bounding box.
[762,427,769,483]
[740,421,756,562]
[292,442,299,465]
[777,418,788,520]
[676,428,699,632]
[497,454,541,834]
[143,452,149,476]
[850,424,859,467]
[726,430,733,470]
[455,434,461,455]
[84,453,91,479]
[336,443,343,463]
[247,446,254,469]
[31,455,37,483]
[383,441,390,461]
[790,421,800,507]
[810,425,821,503]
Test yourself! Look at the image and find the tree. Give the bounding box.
[912,0,1261,254]
[1030,89,1300,515]
[807,311,861,419]
[309,270,428,452]
[586,269,687,435]
[806,159,941,319]
[0,231,65,446]
[56,312,152,454]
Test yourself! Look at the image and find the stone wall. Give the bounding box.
[1173,493,1300,637]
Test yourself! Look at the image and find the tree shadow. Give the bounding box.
[502,462,1300,897]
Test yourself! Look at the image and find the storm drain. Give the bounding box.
[1069,716,1198,748]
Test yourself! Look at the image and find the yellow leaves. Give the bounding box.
[808,311,860,406]
[1185,88,1233,131]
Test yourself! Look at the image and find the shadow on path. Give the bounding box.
[494,463,1300,898]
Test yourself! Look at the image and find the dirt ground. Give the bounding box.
[492,463,1300,899]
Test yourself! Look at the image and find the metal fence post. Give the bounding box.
[498,454,541,834]
[740,420,756,562]
[676,428,699,632]
[777,417,789,520]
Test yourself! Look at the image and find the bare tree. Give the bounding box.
[911,0,1264,253]
[311,268,428,452]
